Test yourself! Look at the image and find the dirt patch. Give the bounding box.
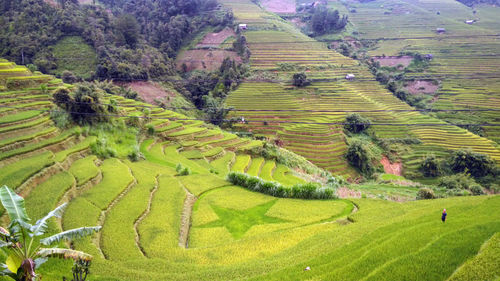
[261,0,296,13]
[380,156,402,176]
[337,187,362,198]
[372,56,413,68]
[115,81,174,104]
[176,50,241,72]
[404,80,439,95]
[197,28,236,48]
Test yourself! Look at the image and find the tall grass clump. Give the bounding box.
[227,172,337,199]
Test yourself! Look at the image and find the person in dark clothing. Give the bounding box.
[441,209,447,222]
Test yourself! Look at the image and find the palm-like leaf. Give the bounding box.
[30,203,67,237]
[0,186,29,222]
[37,248,93,261]
[39,226,101,246]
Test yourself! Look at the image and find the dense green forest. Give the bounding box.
[0,0,233,80]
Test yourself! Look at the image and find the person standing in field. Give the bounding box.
[441,209,447,223]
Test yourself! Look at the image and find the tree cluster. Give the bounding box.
[0,0,232,81]
[53,85,111,125]
[298,5,348,36]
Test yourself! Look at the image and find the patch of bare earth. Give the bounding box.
[261,0,296,13]
[380,156,402,176]
[372,56,413,68]
[404,80,439,95]
[197,28,236,48]
[337,187,362,198]
[115,81,174,104]
[176,50,241,72]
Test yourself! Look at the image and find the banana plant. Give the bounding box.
[0,185,101,281]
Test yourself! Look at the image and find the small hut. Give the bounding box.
[436,27,446,33]
[345,74,355,81]
[238,24,247,30]
[465,20,475,24]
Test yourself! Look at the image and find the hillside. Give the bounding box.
[222,0,500,181]
[0,0,499,280]
[0,57,499,281]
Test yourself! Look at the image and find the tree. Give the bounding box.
[292,72,309,87]
[202,95,232,126]
[114,14,140,48]
[345,139,375,175]
[449,149,497,178]
[0,185,100,281]
[344,113,371,134]
[420,154,440,177]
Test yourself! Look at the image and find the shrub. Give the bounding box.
[417,188,435,200]
[448,149,497,179]
[420,154,440,177]
[345,139,376,176]
[226,172,337,199]
[50,108,71,129]
[344,113,371,134]
[176,163,191,176]
[292,72,309,87]
[438,173,484,196]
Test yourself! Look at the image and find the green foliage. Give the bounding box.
[301,5,348,36]
[176,163,191,176]
[87,123,139,159]
[448,149,497,179]
[52,37,97,80]
[345,138,380,176]
[438,173,484,195]
[53,85,109,125]
[0,186,100,281]
[292,72,309,87]
[227,172,336,199]
[420,154,440,177]
[114,14,140,48]
[344,113,371,134]
[417,187,435,200]
[250,143,324,175]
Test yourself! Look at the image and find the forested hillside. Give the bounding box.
[0,0,232,80]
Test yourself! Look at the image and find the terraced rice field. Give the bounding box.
[222,0,500,179]
[0,59,499,280]
[328,0,500,143]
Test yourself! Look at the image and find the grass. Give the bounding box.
[0,129,74,161]
[448,232,500,281]
[137,175,185,258]
[246,157,264,176]
[54,135,96,162]
[231,154,251,172]
[52,36,97,80]
[0,116,50,134]
[178,173,231,196]
[68,155,99,186]
[210,151,235,176]
[0,151,54,189]
[0,110,40,124]
[100,161,172,261]
[80,158,134,210]
[25,171,74,221]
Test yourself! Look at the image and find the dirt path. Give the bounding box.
[380,156,402,176]
[178,185,196,248]
[96,164,137,259]
[133,175,159,257]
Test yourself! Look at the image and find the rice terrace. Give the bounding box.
[0,0,499,279]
